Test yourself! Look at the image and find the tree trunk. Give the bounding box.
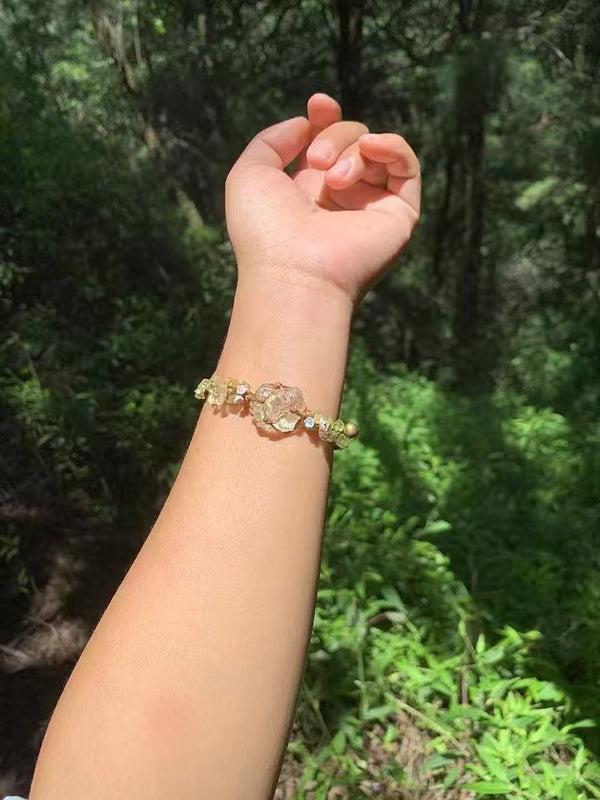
[452,0,490,387]
[454,117,485,369]
[432,142,458,291]
[333,0,364,118]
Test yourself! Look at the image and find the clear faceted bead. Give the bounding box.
[318,418,332,439]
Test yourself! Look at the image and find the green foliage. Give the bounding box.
[282,357,600,797]
[0,2,234,598]
[1,0,600,795]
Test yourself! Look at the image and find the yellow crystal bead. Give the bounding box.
[194,377,211,399]
[206,376,228,406]
[250,383,305,434]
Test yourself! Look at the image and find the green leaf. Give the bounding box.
[466,781,513,795]
[363,703,397,721]
[443,765,462,788]
[419,520,452,536]
[421,754,454,771]
[560,785,578,800]
[515,177,559,211]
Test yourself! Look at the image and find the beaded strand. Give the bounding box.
[195,375,359,450]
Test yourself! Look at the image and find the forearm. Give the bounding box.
[31,271,352,800]
[30,89,421,799]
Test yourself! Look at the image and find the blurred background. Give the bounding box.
[1,0,600,797]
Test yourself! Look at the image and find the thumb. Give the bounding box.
[233,116,311,172]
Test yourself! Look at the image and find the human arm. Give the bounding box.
[30,93,420,800]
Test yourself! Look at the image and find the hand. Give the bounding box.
[225,93,421,305]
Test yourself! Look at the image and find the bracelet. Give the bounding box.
[194,374,359,450]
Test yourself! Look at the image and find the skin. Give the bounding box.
[30,93,420,800]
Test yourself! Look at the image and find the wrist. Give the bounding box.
[215,267,353,418]
[235,266,353,324]
[234,252,357,309]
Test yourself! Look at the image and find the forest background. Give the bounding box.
[1,1,600,798]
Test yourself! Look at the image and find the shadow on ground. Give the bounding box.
[0,480,142,796]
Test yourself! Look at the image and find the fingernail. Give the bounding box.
[359,133,379,142]
[307,140,334,162]
[328,158,352,179]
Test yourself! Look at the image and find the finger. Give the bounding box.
[306,119,368,170]
[307,93,342,133]
[389,174,422,217]
[358,133,420,178]
[324,141,370,190]
[358,133,421,215]
[294,93,342,173]
[323,140,396,191]
[329,178,421,226]
[232,116,311,173]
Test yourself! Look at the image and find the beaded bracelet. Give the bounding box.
[194,375,359,450]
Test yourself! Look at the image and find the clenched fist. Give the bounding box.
[225,93,421,305]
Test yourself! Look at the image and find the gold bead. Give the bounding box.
[343,421,359,439]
